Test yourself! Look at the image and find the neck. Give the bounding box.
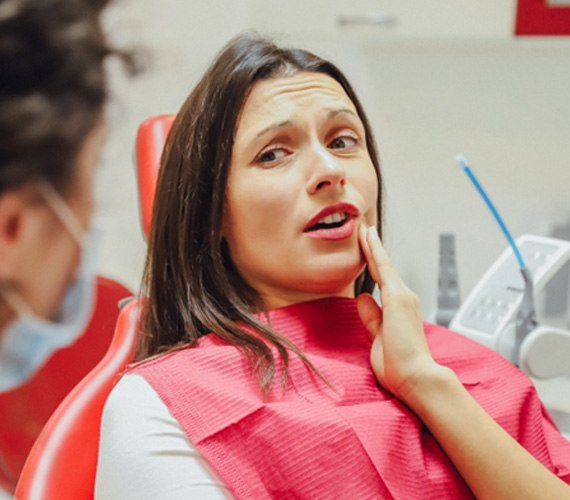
[258,284,356,312]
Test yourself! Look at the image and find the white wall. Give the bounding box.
[98,0,570,321]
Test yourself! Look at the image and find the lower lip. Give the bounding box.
[304,218,356,241]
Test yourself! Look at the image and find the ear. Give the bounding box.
[0,190,29,281]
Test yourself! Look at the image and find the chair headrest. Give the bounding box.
[135,114,175,239]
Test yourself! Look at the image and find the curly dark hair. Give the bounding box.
[0,0,127,195]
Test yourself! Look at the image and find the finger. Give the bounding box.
[358,221,368,252]
[356,293,383,340]
[366,226,404,289]
[358,222,381,284]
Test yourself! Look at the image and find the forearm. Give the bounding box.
[404,366,570,500]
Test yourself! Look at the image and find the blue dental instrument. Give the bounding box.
[456,154,525,270]
[456,154,536,364]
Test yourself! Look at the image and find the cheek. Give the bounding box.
[64,173,95,235]
[225,176,296,252]
[353,162,379,224]
[22,221,80,319]
[366,179,379,224]
[67,197,93,234]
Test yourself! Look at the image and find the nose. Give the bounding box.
[306,147,346,195]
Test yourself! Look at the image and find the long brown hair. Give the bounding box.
[137,33,384,390]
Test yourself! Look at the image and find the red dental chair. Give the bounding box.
[13,299,141,500]
[14,115,174,499]
[136,114,175,239]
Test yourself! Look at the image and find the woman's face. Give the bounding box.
[224,72,378,310]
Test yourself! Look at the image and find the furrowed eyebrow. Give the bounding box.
[254,120,293,140]
[327,108,359,120]
[252,108,359,141]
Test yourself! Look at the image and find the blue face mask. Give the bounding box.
[0,184,98,393]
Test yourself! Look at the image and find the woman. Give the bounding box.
[96,34,570,499]
[0,0,133,492]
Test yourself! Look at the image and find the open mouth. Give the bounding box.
[305,212,350,232]
[303,203,359,240]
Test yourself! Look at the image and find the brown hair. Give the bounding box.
[0,0,137,196]
[137,33,383,390]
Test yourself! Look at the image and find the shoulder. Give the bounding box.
[102,372,172,420]
[133,337,244,375]
[96,373,230,499]
[131,341,257,398]
[98,374,189,463]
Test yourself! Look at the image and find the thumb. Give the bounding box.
[356,293,383,341]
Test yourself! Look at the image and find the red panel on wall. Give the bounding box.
[516,0,570,35]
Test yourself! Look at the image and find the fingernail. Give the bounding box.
[368,226,379,239]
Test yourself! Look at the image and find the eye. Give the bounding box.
[255,146,289,165]
[329,134,358,150]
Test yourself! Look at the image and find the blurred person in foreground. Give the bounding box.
[0,0,134,493]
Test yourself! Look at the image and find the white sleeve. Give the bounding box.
[95,373,232,500]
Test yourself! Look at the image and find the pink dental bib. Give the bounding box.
[135,298,570,499]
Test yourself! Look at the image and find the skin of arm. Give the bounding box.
[356,224,570,500]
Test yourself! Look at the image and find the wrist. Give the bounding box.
[398,362,461,416]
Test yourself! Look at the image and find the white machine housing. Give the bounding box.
[450,234,570,439]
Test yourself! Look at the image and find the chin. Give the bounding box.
[299,260,365,296]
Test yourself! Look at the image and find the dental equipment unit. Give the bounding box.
[442,155,570,438]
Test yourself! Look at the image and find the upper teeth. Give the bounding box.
[318,212,348,225]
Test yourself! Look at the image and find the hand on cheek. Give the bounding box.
[356,222,441,402]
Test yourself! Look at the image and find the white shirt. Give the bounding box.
[95,374,231,499]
